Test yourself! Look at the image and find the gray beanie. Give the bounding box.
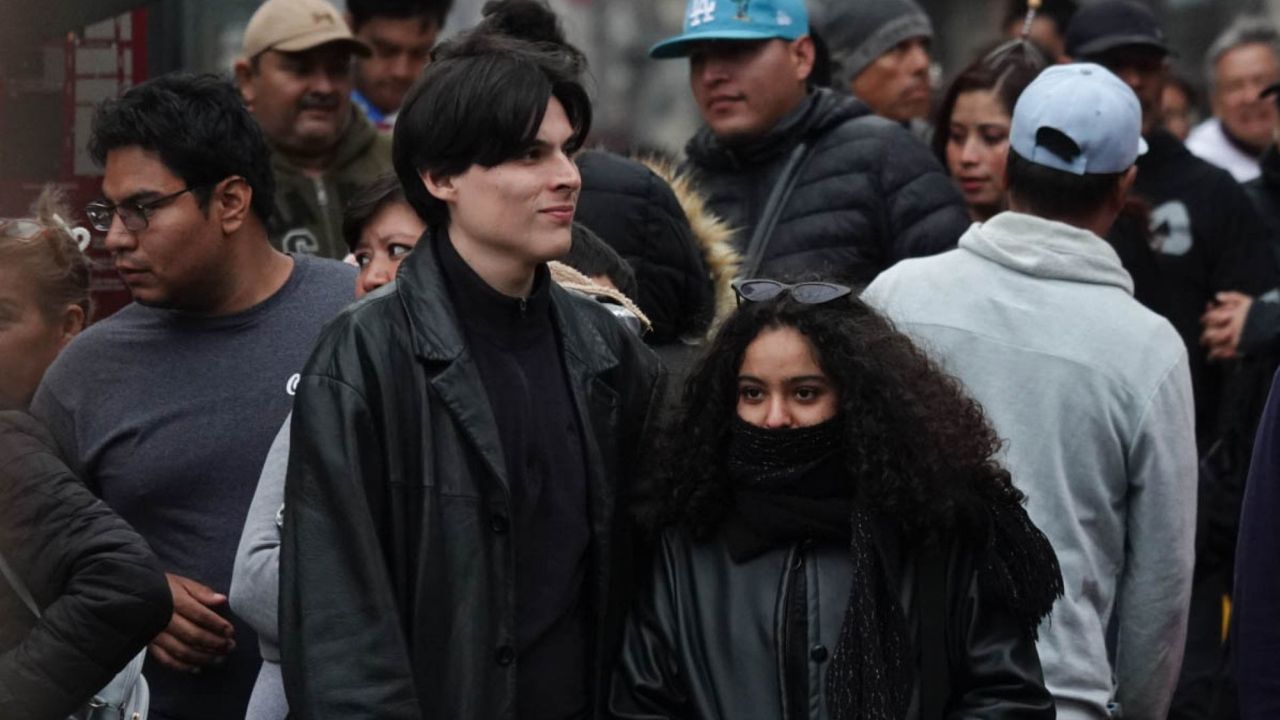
[821,0,934,85]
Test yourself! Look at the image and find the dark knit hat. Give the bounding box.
[821,0,933,85]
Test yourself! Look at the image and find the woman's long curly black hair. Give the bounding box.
[659,293,1025,544]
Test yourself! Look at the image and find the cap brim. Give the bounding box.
[273,34,371,58]
[649,29,797,59]
[1073,35,1172,59]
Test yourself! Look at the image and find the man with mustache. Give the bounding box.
[650,0,968,285]
[235,0,393,260]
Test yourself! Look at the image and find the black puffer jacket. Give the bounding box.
[0,412,172,720]
[685,89,970,284]
[577,150,716,344]
[279,233,664,719]
[610,525,1055,720]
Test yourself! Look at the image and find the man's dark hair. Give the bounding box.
[564,224,639,299]
[89,73,275,223]
[342,172,410,252]
[1003,0,1078,33]
[392,31,591,227]
[1005,149,1125,219]
[348,0,453,31]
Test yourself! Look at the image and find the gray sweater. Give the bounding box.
[864,212,1197,720]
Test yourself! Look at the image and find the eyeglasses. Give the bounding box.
[84,186,200,233]
[733,279,853,306]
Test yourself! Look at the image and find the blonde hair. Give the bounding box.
[0,185,93,321]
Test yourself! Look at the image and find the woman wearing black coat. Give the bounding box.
[610,282,1063,719]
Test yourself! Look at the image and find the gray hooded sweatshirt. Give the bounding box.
[863,211,1196,720]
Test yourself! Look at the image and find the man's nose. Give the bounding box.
[102,214,135,253]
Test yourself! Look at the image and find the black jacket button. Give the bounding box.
[810,644,829,663]
[490,514,509,534]
[496,645,515,666]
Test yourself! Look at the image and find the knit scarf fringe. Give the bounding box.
[978,499,1065,641]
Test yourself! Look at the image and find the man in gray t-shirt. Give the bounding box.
[29,74,356,720]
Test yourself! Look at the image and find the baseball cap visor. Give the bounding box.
[649,27,803,59]
[1073,35,1171,59]
[271,32,371,58]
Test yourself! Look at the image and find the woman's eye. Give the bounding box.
[738,386,763,401]
[354,253,371,268]
[389,243,413,258]
[981,129,1009,145]
[794,387,821,402]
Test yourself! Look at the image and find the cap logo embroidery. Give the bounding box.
[689,0,716,27]
[776,10,792,25]
[312,12,335,26]
[734,0,751,20]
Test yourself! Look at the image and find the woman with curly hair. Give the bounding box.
[609,280,1063,720]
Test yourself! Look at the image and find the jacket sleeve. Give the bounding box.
[1209,177,1280,297]
[0,414,172,719]
[608,535,691,719]
[229,415,289,654]
[1235,369,1280,718]
[280,373,421,719]
[1240,292,1280,356]
[874,122,971,264]
[1114,353,1198,719]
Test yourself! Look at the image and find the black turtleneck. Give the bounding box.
[436,235,591,720]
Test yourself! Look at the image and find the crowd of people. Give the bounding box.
[3,0,1280,718]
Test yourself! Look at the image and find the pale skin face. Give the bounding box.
[424,97,581,297]
[737,325,839,429]
[0,266,83,411]
[353,200,424,298]
[1211,43,1280,151]
[1162,82,1194,141]
[235,45,355,167]
[851,36,933,122]
[946,89,1011,221]
[351,15,438,115]
[688,37,815,142]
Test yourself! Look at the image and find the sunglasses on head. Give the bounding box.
[732,279,853,306]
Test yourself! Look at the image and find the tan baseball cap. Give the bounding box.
[242,0,371,59]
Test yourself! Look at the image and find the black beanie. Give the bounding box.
[820,0,934,85]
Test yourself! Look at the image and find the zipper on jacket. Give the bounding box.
[780,543,810,720]
[518,297,528,317]
[312,176,329,209]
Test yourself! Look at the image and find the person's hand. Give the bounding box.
[1201,291,1254,360]
[148,573,236,673]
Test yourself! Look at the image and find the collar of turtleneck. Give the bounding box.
[434,229,554,347]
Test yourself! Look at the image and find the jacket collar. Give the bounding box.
[959,211,1134,294]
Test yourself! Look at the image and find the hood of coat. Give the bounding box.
[640,155,741,332]
[960,212,1134,294]
[684,88,872,170]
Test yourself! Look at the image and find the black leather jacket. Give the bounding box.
[684,89,970,284]
[279,234,665,719]
[610,527,1054,720]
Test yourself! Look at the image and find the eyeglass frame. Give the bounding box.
[732,278,854,306]
[84,185,206,233]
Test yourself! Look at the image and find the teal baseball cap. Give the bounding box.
[649,0,810,59]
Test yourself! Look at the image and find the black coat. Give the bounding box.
[279,234,665,719]
[684,89,970,284]
[0,412,171,720]
[610,527,1054,720]
[577,150,716,345]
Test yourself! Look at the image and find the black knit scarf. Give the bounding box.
[722,417,913,720]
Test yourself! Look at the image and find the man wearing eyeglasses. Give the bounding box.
[1065,5,1280,717]
[234,0,393,260]
[29,74,355,720]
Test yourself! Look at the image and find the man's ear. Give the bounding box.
[791,36,816,84]
[422,170,458,204]
[233,57,256,109]
[1113,165,1139,211]
[214,176,253,235]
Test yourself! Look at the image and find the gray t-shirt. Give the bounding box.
[29,254,355,720]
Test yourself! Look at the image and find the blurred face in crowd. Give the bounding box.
[737,325,838,429]
[1211,42,1280,151]
[353,200,424,297]
[99,146,236,311]
[425,98,580,288]
[1161,82,1194,141]
[0,256,83,411]
[351,15,438,114]
[851,36,933,122]
[236,44,355,160]
[946,89,1010,220]
[689,37,815,142]
[1090,45,1169,134]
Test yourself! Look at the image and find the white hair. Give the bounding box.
[1205,15,1280,92]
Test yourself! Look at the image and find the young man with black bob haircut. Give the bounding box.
[279,19,664,720]
[865,63,1197,718]
[29,73,356,720]
[347,0,453,129]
